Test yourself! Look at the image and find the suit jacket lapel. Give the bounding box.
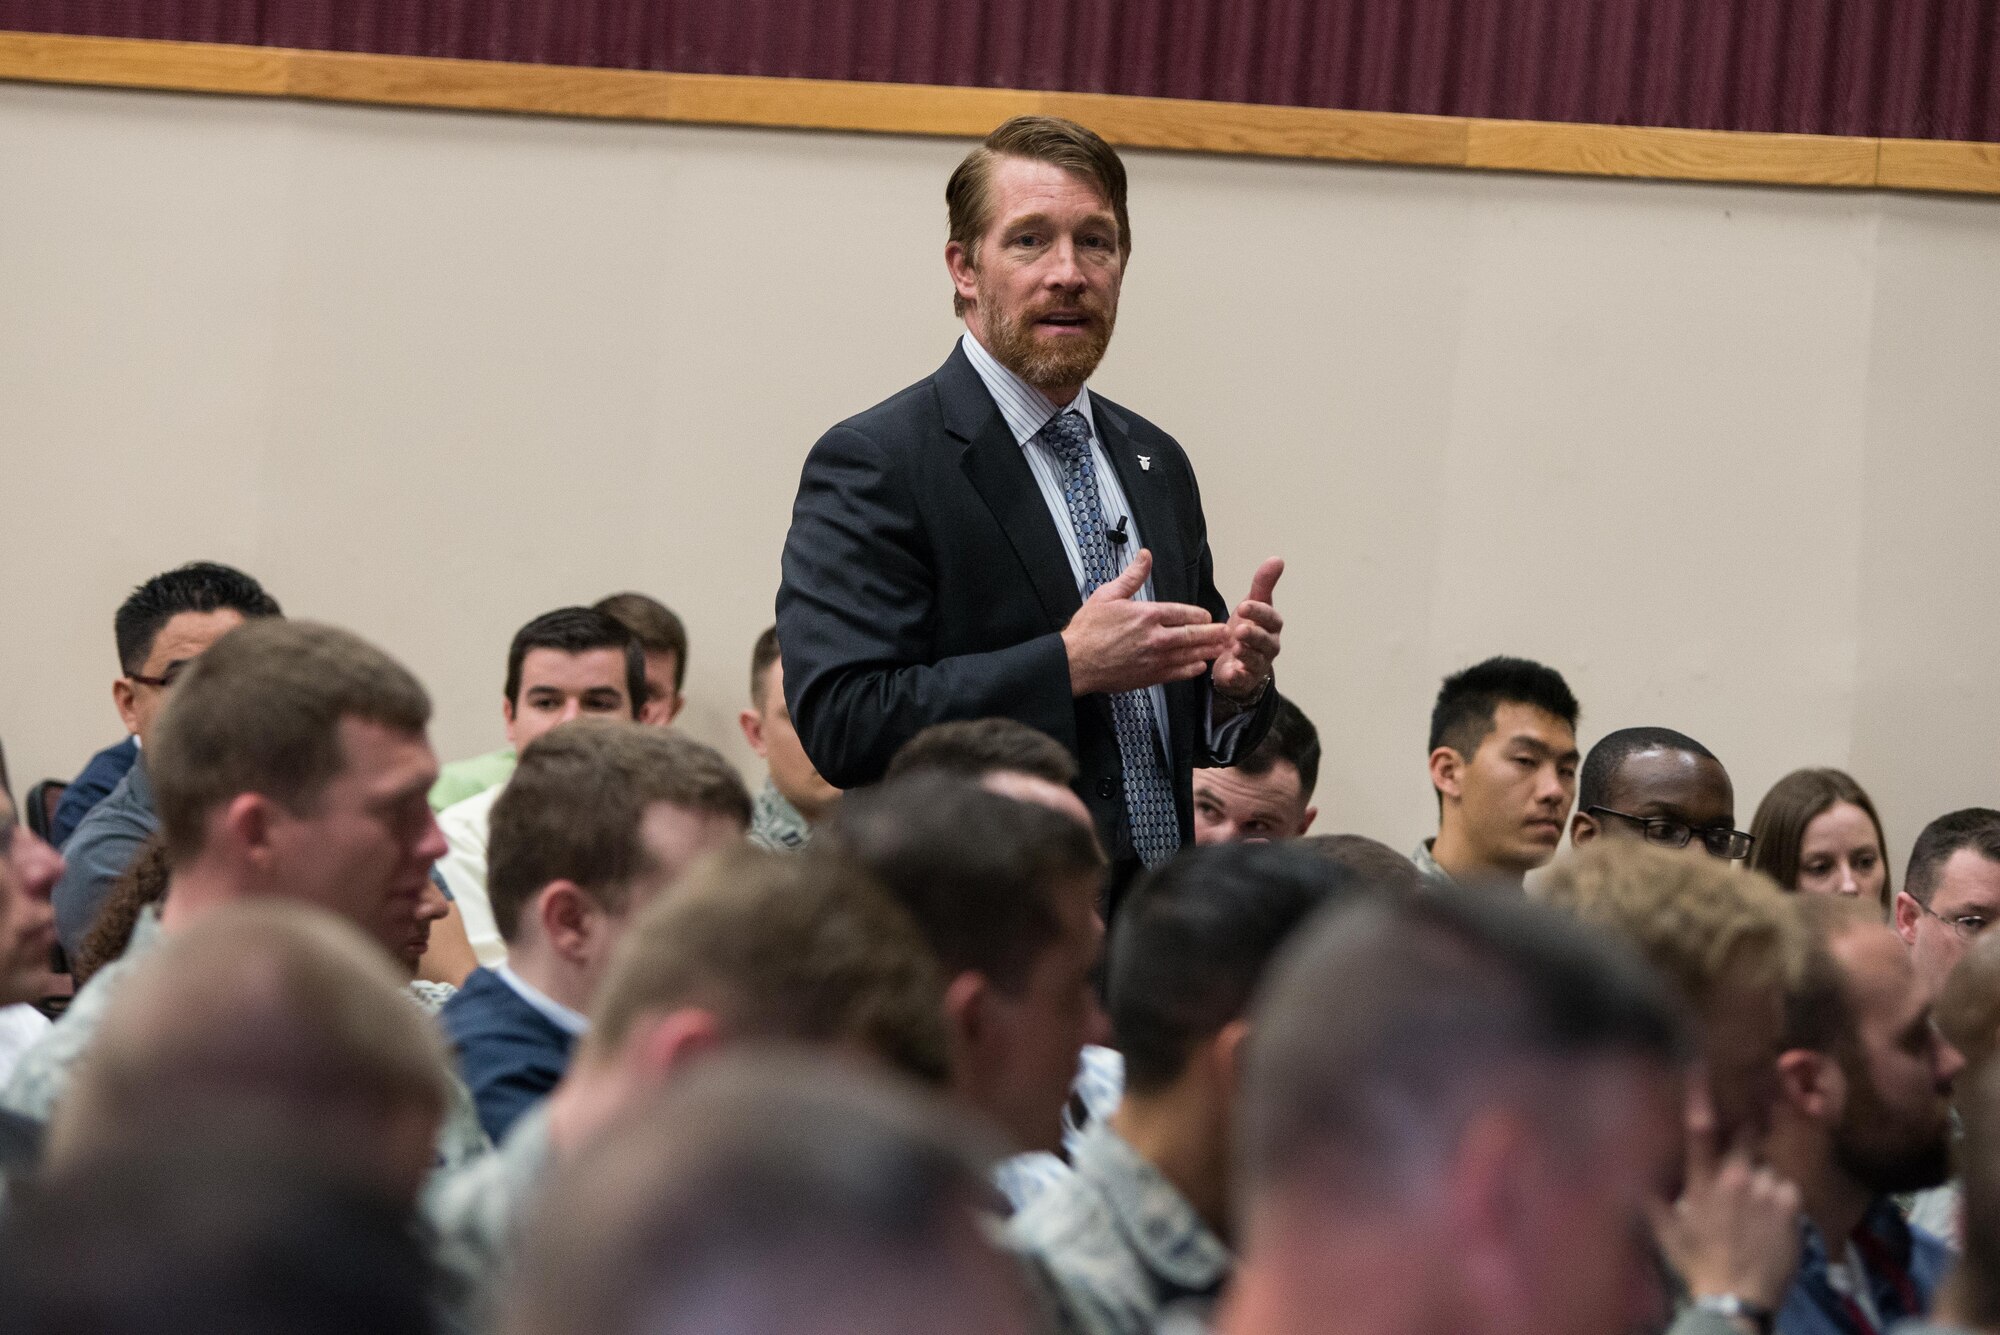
[939,346,1082,631]
[1094,397,1189,605]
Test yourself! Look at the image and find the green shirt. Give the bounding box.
[430,747,516,813]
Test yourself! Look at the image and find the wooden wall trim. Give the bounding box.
[2,30,1996,197]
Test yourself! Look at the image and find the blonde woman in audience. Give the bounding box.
[1750,768,1893,911]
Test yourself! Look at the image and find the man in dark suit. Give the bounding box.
[778,115,1284,879]
[441,721,750,1143]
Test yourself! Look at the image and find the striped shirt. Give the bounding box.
[959,332,1174,759]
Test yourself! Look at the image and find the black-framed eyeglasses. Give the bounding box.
[1917,901,1992,941]
[1585,806,1756,861]
[126,660,191,690]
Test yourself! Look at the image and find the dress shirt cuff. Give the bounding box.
[1204,683,1259,762]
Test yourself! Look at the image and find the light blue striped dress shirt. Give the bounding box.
[959,332,1249,765]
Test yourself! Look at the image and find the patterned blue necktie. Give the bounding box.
[1041,410,1181,865]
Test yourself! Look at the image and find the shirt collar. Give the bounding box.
[493,962,590,1038]
[959,331,1097,448]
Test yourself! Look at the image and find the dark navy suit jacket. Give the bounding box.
[440,966,575,1145]
[776,343,1275,861]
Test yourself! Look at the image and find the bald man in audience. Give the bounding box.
[46,901,452,1206]
[441,721,750,1143]
[428,845,950,1325]
[1222,888,1689,1335]
[1570,727,1755,863]
[503,1053,1037,1335]
[1543,843,1809,1335]
[1192,695,1319,845]
[1,620,489,1173]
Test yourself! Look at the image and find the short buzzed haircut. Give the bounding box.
[487,721,752,942]
[1296,834,1426,898]
[113,561,282,676]
[1242,888,1687,1202]
[1576,726,1717,813]
[1778,895,1878,1055]
[504,1054,1009,1335]
[1905,808,2000,909]
[49,902,450,1191]
[593,592,689,691]
[1428,656,1578,760]
[588,846,950,1086]
[945,115,1131,316]
[1113,844,1363,1095]
[1540,841,1803,1012]
[1234,693,1321,802]
[886,718,1078,787]
[148,621,431,863]
[504,607,644,715]
[824,775,1105,992]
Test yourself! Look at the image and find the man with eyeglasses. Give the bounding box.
[51,563,282,956]
[1895,808,2000,1004]
[1570,726,1755,864]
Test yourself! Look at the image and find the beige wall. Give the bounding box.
[3,81,1995,866]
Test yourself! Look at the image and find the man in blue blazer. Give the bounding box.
[778,116,1285,888]
[441,722,750,1144]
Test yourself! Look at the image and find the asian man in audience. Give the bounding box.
[53,561,281,954]
[1,620,489,1173]
[429,844,949,1323]
[1570,726,1755,863]
[1414,656,1579,890]
[1763,897,1961,1335]
[592,591,690,726]
[1895,808,2000,1004]
[0,771,61,1172]
[823,775,1109,1211]
[1010,842,1365,1335]
[502,1053,1038,1335]
[433,606,645,966]
[1543,842,1809,1335]
[1192,694,1320,845]
[441,720,750,1143]
[888,716,1093,831]
[1221,887,1690,1335]
[741,626,842,851]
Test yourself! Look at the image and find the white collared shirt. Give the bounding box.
[959,332,1249,766]
[492,962,589,1039]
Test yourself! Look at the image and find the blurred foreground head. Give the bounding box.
[48,901,451,1204]
[1227,888,1689,1335]
[506,1052,1036,1335]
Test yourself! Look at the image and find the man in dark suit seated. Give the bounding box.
[441,722,750,1144]
[778,115,1286,897]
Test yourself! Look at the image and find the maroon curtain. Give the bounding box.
[5,0,1996,142]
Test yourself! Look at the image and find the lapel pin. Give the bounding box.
[1137,455,1152,471]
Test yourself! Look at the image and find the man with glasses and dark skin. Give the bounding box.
[1895,809,2000,1004]
[1570,726,1756,864]
[52,562,282,955]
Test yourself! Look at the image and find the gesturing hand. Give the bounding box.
[1062,549,1232,698]
[1212,558,1284,703]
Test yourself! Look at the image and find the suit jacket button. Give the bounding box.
[1097,777,1116,799]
